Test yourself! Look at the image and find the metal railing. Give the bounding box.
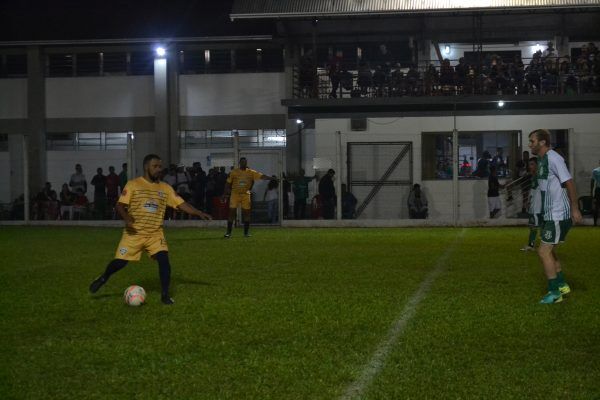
[293,58,599,99]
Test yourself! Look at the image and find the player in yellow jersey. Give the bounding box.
[223,157,275,238]
[89,154,211,305]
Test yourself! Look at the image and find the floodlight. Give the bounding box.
[155,47,166,57]
[498,100,505,108]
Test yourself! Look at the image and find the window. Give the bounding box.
[180,130,286,149]
[46,132,129,150]
[76,53,100,76]
[1,54,27,77]
[102,52,127,75]
[235,48,259,72]
[422,131,519,180]
[47,54,73,77]
[206,49,231,73]
[129,52,154,75]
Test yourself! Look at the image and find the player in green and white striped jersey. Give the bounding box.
[528,129,582,304]
[521,157,542,251]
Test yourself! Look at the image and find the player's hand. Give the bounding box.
[571,208,583,224]
[198,211,212,221]
[124,216,135,230]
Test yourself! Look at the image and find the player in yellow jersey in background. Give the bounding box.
[224,157,275,238]
[89,154,211,305]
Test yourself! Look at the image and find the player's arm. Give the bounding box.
[115,202,135,230]
[177,202,212,220]
[223,182,232,198]
[592,177,595,197]
[260,174,276,181]
[564,179,582,224]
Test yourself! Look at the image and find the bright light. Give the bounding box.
[444,45,451,55]
[155,47,166,57]
[498,100,505,108]
[296,119,303,124]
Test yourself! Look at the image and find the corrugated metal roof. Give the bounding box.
[231,0,600,19]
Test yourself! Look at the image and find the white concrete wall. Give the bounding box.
[179,73,286,116]
[0,79,27,119]
[46,76,154,118]
[316,114,600,220]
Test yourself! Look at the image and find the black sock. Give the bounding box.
[244,222,250,235]
[155,251,171,298]
[102,259,128,280]
[226,221,233,234]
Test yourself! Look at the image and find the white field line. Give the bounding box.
[339,228,467,400]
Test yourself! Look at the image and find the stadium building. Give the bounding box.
[1,0,599,223]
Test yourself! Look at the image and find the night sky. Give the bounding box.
[0,0,273,41]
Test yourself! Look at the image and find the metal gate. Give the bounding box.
[347,142,413,219]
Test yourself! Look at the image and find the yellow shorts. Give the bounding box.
[114,231,168,261]
[229,193,251,210]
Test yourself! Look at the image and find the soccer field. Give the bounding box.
[1,226,599,399]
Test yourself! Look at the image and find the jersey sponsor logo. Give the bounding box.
[119,247,128,255]
[143,199,159,213]
[544,230,553,240]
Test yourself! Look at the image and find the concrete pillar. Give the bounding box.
[154,56,170,164]
[8,134,24,202]
[554,35,569,58]
[26,46,47,196]
[417,39,432,68]
[285,119,301,175]
[168,51,180,165]
[284,44,302,175]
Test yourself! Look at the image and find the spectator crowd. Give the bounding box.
[299,42,600,98]
[15,163,361,221]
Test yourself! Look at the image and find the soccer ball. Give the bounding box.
[123,285,146,306]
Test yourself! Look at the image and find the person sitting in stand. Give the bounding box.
[407,183,428,219]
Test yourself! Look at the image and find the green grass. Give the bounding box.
[0,226,599,399]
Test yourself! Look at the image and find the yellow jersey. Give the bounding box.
[118,177,184,235]
[227,168,263,195]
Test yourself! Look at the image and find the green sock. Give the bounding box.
[528,229,537,247]
[556,271,565,286]
[548,278,560,294]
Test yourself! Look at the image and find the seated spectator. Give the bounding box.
[73,188,89,219]
[341,184,357,219]
[33,182,55,220]
[59,183,76,220]
[46,192,60,220]
[372,65,387,97]
[357,62,373,96]
[407,184,428,219]
[439,58,455,89]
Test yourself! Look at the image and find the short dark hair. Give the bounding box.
[529,129,551,147]
[143,154,161,166]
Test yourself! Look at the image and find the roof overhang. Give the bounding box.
[231,0,600,20]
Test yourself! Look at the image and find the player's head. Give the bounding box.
[239,157,247,169]
[143,154,163,182]
[327,169,335,176]
[528,129,551,155]
[527,156,538,174]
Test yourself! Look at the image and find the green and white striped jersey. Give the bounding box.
[537,149,572,221]
[528,174,542,215]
